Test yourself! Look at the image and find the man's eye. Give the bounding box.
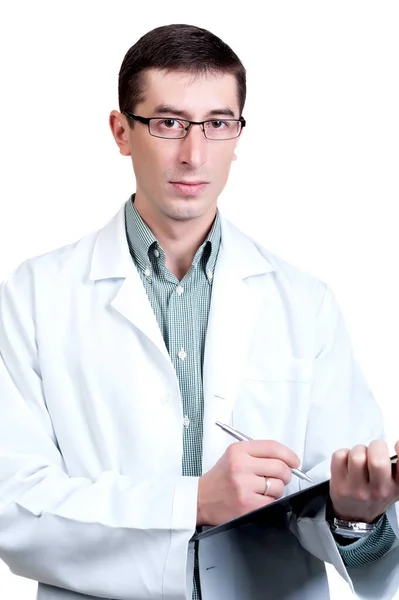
[208,120,228,129]
[158,119,183,129]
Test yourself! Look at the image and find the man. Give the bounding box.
[0,23,398,600]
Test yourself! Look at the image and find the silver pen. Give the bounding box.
[215,421,314,484]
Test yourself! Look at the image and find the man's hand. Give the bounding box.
[330,440,399,523]
[197,440,300,526]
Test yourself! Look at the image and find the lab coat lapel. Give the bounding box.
[89,206,170,362]
[201,218,276,473]
[111,271,170,361]
[90,206,277,472]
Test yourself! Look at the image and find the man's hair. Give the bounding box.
[118,24,246,120]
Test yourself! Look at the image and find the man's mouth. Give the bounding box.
[170,181,209,195]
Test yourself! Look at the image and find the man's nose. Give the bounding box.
[177,124,207,168]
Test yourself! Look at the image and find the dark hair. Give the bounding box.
[118,24,246,120]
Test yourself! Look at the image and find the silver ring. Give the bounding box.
[263,476,271,496]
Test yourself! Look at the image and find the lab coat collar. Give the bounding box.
[89,205,132,281]
[89,202,279,471]
[89,203,276,282]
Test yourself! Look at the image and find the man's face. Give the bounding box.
[111,69,241,224]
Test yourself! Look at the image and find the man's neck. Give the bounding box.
[133,198,216,280]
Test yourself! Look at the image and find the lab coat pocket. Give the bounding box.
[234,357,314,450]
[242,356,313,382]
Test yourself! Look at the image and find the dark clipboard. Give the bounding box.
[194,480,330,541]
[194,453,398,542]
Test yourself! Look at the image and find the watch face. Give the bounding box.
[331,518,376,539]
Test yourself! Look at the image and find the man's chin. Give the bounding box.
[162,196,213,222]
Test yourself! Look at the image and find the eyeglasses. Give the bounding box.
[122,111,246,140]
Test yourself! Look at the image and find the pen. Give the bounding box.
[390,455,398,475]
[215,421,314,484]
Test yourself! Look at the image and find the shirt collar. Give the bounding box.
[125,195,157,276]
[192,210,221,283]
[124,194,221,281]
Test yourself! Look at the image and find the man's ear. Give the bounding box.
[109,110,132,157]
[232,134,242,161]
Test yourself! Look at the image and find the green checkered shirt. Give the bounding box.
[125,195,220,599]
[124,195,395,595]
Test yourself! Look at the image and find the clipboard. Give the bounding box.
[194,479,330,541]
[194,453,398,541]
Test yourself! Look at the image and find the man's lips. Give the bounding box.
[170,181,209,195]
[170,181,209,185]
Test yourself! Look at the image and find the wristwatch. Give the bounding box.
[326,495,383,539]
[330,515,383,539]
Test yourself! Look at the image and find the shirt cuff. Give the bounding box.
[335,514,396,567]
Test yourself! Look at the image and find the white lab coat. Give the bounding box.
[0,203,399,600]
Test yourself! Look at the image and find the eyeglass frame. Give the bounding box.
[122,111,246,140]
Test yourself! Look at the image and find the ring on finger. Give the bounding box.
[263,476,271,496]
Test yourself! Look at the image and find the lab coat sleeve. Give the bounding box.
[0,272,197,600]
[293,284,399,598]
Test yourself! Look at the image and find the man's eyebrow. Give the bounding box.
[152,104,237,119]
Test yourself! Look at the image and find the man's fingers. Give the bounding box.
[347,445,369,487]
[246,494,276,514]
[251,457,293,485]
[254,475,285,500]
[331,448,350,481]
[244,439,300,469]
[332,443,391,489]
[394,440,399,485]
[367,440,392,490]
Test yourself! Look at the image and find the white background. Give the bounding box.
[0,1,398,598]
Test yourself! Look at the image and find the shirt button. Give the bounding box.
[144,267,151,277]
[183,415,190,429]
[176,285,184,296]
[154,249,160,258]
[178,348,187,361]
